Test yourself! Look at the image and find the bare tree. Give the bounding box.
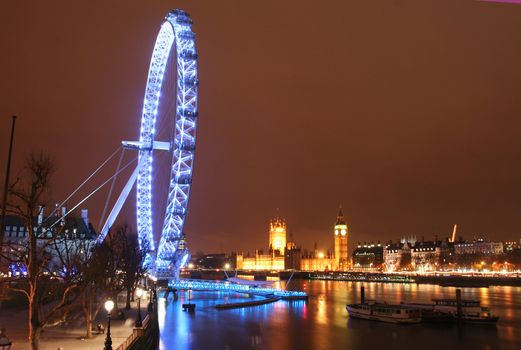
[113,225,147,310]
[75,225,146,337]
[77,240,112,338]
[1,152,83,350]
[100,229,127,312]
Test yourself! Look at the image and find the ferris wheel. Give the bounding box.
[97,9,199,279]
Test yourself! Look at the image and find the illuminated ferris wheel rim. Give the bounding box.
[136,9,199,274]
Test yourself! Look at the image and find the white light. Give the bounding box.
[136,287,144,298]
[105,300,115,312]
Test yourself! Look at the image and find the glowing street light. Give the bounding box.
[104,299,115,350]
[135,287,143,327]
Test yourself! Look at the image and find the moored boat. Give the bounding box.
[401,302,455,323]
[346,302,422,324]
[402,291,499,325]
[431,298,499,325]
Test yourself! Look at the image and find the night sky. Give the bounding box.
[1,1,521,254]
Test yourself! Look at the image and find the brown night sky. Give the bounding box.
[1,1,521,255]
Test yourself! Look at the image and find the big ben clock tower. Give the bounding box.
[334,207,349,269]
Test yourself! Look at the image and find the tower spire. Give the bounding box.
[336,205,345,225]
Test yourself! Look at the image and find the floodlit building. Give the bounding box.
[504,240,521,253]
[1,207,97,275]
[236,208,352,271]
[383,236,456,272]
[334,207,349,270]
[237,216,287,270]
[410,241,441,271]
[383,238,413,272]
[300,250,336,271]
[269,217,287,255]
[454,239,503,255]
[300,207,350,271]
[352,242,384,270]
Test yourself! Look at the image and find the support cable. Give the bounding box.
[47,156,137,231]
[98,148,126,231]
[43,146,123,224]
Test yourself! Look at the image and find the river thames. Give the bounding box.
[158,280,521,350]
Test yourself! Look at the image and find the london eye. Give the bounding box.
[96,9,199,280]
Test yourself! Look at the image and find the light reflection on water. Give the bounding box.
[159,280,521,350]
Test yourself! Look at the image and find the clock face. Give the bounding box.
[335,229,339,235]
[341,229,347,235]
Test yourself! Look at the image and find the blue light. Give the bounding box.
[168,279,308,298]
[136,9,199,281]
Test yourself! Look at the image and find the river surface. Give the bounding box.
[158,280,521,350]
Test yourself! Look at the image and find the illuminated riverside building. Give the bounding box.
[269,217,287,255]
[237,209,351,271]
[504,240,521,253]
[352,242,384,270]
[384,238,413,272]
[411,241,444,272]
[238,250,285,270]
[300,245,337,271]
[454,238,503,255]
[300,208,350,271]
[1,207,97,275]
[236,216,287,271]
[334,208,349,269]
[383,238,452,272]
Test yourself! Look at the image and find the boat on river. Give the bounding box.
[402,298,499,325]
[346,302,422,324]
[433,298,498,324]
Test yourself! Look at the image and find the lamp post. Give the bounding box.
[135,287,143,327]
[147,287,153,313]
[104,299,114,350]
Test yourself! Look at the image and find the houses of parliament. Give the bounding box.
[236,208,350,271]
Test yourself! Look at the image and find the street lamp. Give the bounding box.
[147,287,154,313]
[104,299,114,350]
[135,287,143,327]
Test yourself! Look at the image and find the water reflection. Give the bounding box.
[159,281,521,350]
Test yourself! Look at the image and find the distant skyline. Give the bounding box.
[1,1,521,254]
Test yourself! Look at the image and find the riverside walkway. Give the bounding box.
[0,294,144,350]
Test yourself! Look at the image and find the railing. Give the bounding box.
[115,314,151,350]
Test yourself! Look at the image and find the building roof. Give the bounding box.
[2,213,97,240]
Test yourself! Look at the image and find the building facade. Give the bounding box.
[236,208,352,271]
[454,239,503,255]
[352,242,384,270]
[269,217,286,255]
[383,239,413,272]
[237,216,287,271]
[300,251,336,271]
[1,207,97,276]
[300,208,350,271]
